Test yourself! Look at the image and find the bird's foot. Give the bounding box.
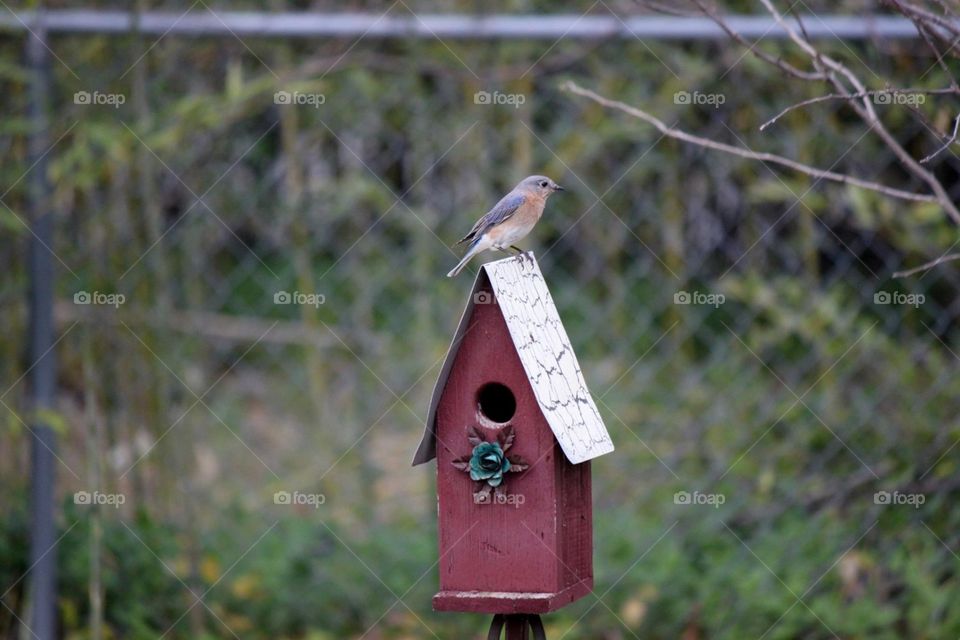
[509,246,533,269]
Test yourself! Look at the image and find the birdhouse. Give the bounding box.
[413,253,614,616]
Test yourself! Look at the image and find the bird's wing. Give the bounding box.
[456,192,526,245]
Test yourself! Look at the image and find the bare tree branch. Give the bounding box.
[759,88,958,131]
[757,0,960,225]
[921,113,960,163]
[886,0,960,39]
[563,81,942,204]
[893,253,960,277]
[635,0,703,17]
[689,0,827,81]
[912,19,960,88]
[612,0,960,275]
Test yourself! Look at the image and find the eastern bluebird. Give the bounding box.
[446,175,564,277]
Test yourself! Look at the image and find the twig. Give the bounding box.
[691,0,826,81]
[563,80,941,204]
[914,19,960,89]
[886,0,960,38]
[634,0,702,18]
[759,88,959,131]
[920,113,960,163]
[893,253,960,277]
[793,6,813,44]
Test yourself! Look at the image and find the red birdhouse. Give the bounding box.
[413,253,614,617]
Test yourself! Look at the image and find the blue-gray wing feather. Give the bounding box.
[457,192,526,245]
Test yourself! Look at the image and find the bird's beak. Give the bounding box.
[554,185,565,192]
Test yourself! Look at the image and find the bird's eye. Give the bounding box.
[539,181,548,188]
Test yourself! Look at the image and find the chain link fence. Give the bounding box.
[3,3,960,638]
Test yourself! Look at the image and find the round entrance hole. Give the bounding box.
[476,382,516,424]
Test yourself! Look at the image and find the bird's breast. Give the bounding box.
[528,196,547,218]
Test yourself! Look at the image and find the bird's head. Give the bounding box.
[519,175,564,198]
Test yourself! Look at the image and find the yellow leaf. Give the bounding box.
[911,201,945,223]
[231,573,259,599]
[621,596,647,626]
[200,555,221,584]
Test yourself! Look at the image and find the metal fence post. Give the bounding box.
[25,8,59,640]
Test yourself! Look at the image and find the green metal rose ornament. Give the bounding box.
[452,425,528,502]
[469,441,511,487]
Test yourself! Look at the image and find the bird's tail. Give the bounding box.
[446,243,480,278]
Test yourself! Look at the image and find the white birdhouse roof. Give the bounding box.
[413,253,614,466]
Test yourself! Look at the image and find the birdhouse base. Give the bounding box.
[433,580,592,614]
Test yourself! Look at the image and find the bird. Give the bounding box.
[446,175,564,277]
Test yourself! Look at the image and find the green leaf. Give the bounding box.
[32,408,69,435]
